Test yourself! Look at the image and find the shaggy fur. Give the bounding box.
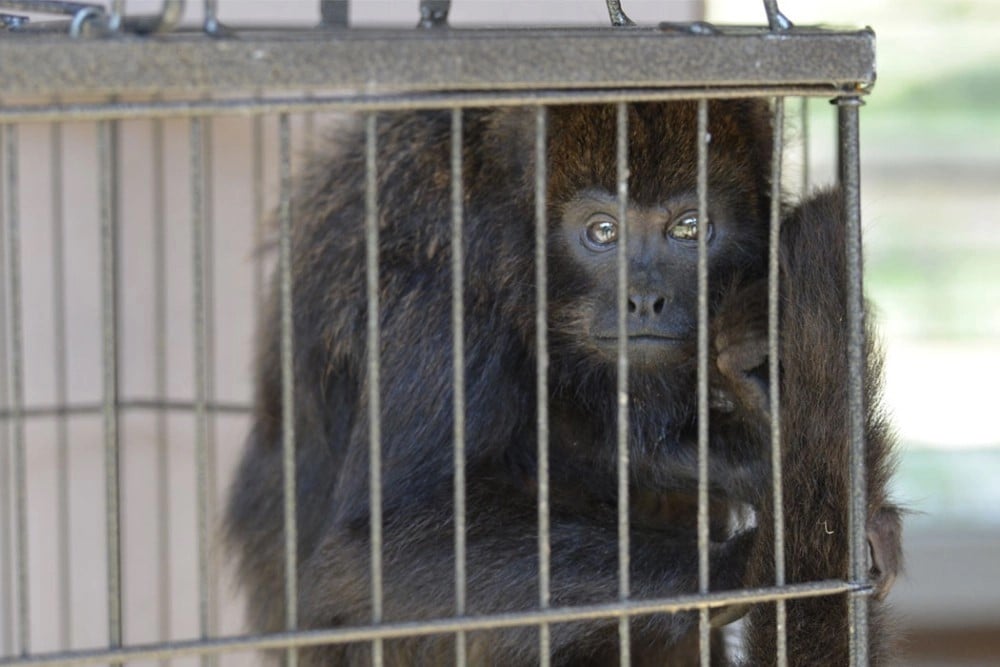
[225,102,900,665]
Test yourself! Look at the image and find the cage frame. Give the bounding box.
[0,4,875,667]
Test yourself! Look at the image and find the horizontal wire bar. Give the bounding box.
[0,399,251,420]
[0,85,865,124]
[0,581,871,667]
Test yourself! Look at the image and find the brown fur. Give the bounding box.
[225,103,900,665]
[731,191,902,665]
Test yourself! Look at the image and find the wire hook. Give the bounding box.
[762,0,793,32]
[127,0,184,35]
[605,0,634,27]
[68,4,101,36]
[418,0,450,29]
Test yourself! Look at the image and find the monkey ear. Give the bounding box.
[867,505,903,601]
[482,107,538,186]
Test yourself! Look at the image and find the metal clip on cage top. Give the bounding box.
[616,0,793,33]
[418,0,450,29]
[0,11,27,28]
[0,0,234,36]
[414,1,637,29]
[762,0,793,32]
[0,0,103,35]
[605,0,634,27]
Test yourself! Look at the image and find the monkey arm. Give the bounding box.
[294,475,754,666]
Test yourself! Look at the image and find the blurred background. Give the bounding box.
[2,1,997,666]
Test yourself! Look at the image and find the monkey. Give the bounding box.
[717,190,903,665]
[225,101,901,665]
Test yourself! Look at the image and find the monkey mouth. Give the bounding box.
[594,334,688,346]
[593,335,692,362]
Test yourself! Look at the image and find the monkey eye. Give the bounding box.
[583,216,619,249]
[667,212,713,242]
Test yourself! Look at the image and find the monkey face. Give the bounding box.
[550,188,746,370]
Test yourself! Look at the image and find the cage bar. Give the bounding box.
[0,580,866,667]
[614,100,630,667]
[0,122,12,657]
[695,97,710,666]
[277,112,299,667]
[189,116,214,666]
[0,158,10,658]
[837,95,869,667]
[0,87,865,126]
[150,112,172,667]
[96,117,123,663]
[769,96,788,667]
[534,105,551,667]
[202,115,220,666]
[449,107,467,667]
[49,116,71,652]
[364,112,384,667]
[799,98,810,194]
[251,106,266,324]
[3,122,28,658]
[0,400,250,420]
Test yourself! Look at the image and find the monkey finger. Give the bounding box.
[716,338,769,379]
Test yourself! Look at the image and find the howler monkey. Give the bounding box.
[226,101,900,665]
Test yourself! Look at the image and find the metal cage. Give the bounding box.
[0,1,876,665]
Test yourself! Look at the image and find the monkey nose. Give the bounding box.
[628,292,667,316]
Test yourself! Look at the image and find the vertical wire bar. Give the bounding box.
[97,119,123,661]
[837,97,869,667]
[4,124,29,657]
[449,108,467,667]
[203,0,218,28]
[252,109,266,324]
[694,99,711,667]
[534,106,551,667]
[108,0,124,31]
[614,102,630,667]
[364,113,384,667]
[278,113,299,667]
[769,97,788,667]
[0,123,12,657]
[151,115,172,667]
[50,119,72,650]
[799,98,810,196]
[201,116,219,666]
[189,117,212,667]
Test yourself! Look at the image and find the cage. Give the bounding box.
[0,1,886,665]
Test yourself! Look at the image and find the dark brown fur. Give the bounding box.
[225,102,900,665]
[730,191,902,665]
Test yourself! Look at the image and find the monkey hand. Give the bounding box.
[710,282,771,418]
